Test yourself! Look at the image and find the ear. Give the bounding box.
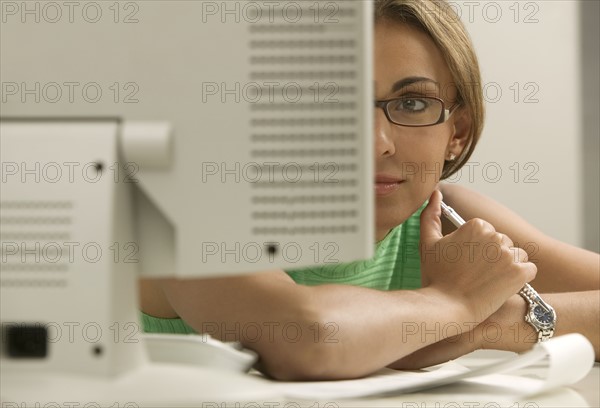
[446,107,472,157]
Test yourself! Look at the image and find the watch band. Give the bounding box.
[536,328,555,342]
[519,284,555,342]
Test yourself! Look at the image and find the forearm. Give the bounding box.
[161,274,473,380]
[389,290,600,370]
[484,291,600,359]
[301,284,473,379]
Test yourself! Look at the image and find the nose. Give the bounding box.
[374,106,396,157]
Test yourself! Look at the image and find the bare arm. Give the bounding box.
[155,272,468,380]
[439,183,600,292]
[390,291,600,368]
[492,291,600,357]
[393,183,600,368]
[143,190,536,380]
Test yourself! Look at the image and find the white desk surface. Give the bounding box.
[282,350,600,407]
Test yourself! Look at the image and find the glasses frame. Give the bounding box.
[374,96,459,127]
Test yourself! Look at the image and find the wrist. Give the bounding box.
[479,294,537,352]
[519,285,557,342]
[418,286,475,325]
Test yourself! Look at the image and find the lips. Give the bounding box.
[375,174,405,196]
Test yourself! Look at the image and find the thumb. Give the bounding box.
[420,190,444,246]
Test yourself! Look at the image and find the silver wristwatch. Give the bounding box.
[519,284,556,342]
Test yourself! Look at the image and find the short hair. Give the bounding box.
[375,0,485,179]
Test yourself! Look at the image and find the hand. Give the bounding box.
[419,190,537,324]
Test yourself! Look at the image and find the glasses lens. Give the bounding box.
[386,97,443,126]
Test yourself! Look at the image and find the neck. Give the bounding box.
[375,228,392,243]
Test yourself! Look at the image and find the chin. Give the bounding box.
[375,203,411,233]
[375,194,425,229]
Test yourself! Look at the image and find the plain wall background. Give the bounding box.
[450,1,598,251]
[581,0,600,252]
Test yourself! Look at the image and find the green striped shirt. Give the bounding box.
[141,206,424,334]
[286,205,423,290]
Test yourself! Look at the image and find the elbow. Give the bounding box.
[251,302,347,381]
[262,339,339,381]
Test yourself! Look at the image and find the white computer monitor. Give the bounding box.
[0,1,373,404]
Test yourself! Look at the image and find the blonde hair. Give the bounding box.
[375,0,485,179]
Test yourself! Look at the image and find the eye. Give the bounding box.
[393,98,430,113]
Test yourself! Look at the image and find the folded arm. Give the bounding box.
[142,191,540,380]
[390,291,600,369]
[147,271,473,380]
[402,183,600,368]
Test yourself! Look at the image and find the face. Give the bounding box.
[374,19,467,241]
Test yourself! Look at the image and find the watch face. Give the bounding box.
[533,305,555,325]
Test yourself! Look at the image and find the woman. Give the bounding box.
[139,0,599,380]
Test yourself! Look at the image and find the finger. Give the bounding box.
[420,190,444,246]
[510,246,529,263]
[498,233,514,248]
[518,261,538,283]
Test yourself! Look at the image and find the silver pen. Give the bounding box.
[440,201,538,300]
[440,201,466,227]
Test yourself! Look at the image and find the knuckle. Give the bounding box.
[526,262,538,280]
[516,247,528,263]
[499,246,514,261]
[466,218,497,238]
[499,246,510,256]
[467,218,487,229]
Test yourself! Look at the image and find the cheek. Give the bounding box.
[402,136,448,184]
[413,153,445,184]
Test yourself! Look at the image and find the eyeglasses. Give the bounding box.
[374,96,459,127]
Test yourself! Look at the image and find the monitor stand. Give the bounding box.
[0,121,281,404]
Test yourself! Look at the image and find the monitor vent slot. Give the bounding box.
[1,200,72,288]
[250,39,357,49]
[247,2,364,236]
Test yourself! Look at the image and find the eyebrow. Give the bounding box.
[390,76,439,94]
